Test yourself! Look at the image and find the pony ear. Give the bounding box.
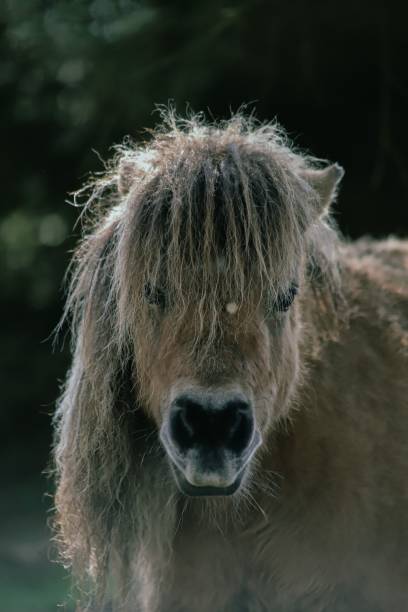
[302,163,344,218]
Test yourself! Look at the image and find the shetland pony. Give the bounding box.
[54,112,408,611]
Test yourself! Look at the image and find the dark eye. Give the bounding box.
[144,283,166,308]
[275,282,298,312]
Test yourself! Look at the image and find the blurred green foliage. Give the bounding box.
[0,0,407,608]
[2,0,407,457]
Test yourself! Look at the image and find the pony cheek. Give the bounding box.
[136,374,168,427]
[274,354,301,419]
[255,385,279,433]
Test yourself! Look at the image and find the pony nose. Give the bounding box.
[169,393,254,455]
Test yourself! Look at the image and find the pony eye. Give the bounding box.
[144,283,166,308]
[275,282,298,312]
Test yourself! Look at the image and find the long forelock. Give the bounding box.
[112,113,325,350]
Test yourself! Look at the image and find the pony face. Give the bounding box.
[133,279,302,497]
[65,114,342,503]
[107,121,342,498]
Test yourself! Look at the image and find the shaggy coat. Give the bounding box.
[53,112,408,612]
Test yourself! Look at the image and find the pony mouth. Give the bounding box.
[162,429,262,497]
[171,464,245,497]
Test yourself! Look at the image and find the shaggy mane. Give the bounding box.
[53,110,343,609]
[66,110,340,350]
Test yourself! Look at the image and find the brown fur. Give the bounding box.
[53,111,408,611]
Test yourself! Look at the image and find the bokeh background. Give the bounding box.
[1,1,407,610]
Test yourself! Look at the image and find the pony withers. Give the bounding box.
[53,112,408,611]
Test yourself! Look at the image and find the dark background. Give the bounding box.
[1,1,407,609]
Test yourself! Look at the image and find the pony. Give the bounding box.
[53,111,408,611]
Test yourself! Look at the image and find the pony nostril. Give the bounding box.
[169,395,254,454]
[225,402,254,453]
[169,404,197,451]
[179,407,195,437]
